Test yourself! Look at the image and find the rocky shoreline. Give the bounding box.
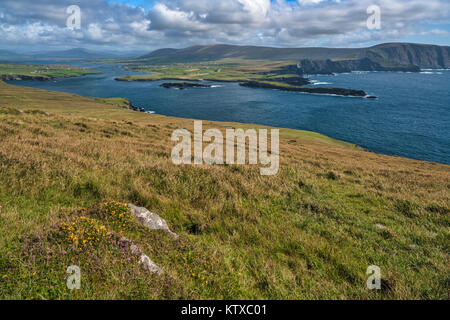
[116,98,153,114]
[160,82,213,89]
[296,58,421,75]
[115,77,199,82]
[0,74,53,81]
[239,81,372,98]
[0,72,99,81]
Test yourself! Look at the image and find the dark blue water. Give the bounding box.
[6,63,450,164]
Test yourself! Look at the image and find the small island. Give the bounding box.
[115,60,372,98]
[160,82,213,89]
[239,81,370,98]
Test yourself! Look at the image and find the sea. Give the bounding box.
[6,62,450,164]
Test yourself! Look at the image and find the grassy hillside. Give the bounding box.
[139,44,361,62]
[138,43,450,69]
[0,63,100,80]
[0,81,448,299]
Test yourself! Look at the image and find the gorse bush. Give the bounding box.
[73,201,134,233]
[58,216,108,250]
[101,201,134,231]
[2,201,229,299]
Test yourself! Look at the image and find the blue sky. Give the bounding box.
[0,0,449,52]
[108,0,156,9]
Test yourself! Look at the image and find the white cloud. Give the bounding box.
[298,0,326,6]
[238,0,270,21]
[0,0,449,51]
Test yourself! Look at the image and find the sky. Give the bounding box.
[0,0,449,53]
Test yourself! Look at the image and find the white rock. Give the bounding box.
[375,224,387,230]
[120,236,164,275]
[128,204,179,239]
[140,254,164,275]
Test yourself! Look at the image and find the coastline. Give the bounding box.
[4,80,449,165]
[3,66,448,164]
[115,77,371,98]
[238,80,370,98]
[1,79,449,300]
[0,72,101,81]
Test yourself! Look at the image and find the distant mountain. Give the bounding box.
[139,44,360,62]
[142,48,179,58]
[139,43,450,69]
[0,50,17,59]
[0,50,31,61]
[0,48,144,62]
[32,48,119,60]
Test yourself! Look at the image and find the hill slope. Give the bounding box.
[32,48,118,60]
[0,50,31,61]
[363,43,450,69]
[140,43,450,69]
[140,44,361,62]
[0,81,448,299]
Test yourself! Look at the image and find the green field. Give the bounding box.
[116,59,301,83]
[0,63,100,80]
[0,81,448,299]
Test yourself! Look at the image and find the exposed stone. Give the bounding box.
[118,235,164,275]
[375,224,387,230]
[139,254,164,275]
[128,204,179,239]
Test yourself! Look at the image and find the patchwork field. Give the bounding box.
[115,59,299,82]
[0,63,100,81]
[0,81,448,299]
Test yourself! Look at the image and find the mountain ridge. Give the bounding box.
[32,48,119,60]
[139,42,450,69]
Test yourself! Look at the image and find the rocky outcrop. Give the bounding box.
[271,76,310,86]
[128,204,179,239]
[297,57,420,75]
[160,82,213,89]
[119,99,147,113]
[239,81,370,98]
[296,44,450,75]
[361,43,450,69]
[115,77,201,82]
[0,74,52,81]
[138,43,450,69]
[110,233,164,275]
[139,253,164,275]
[1,71,99,81]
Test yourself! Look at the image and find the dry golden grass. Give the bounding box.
[0,81,448,299]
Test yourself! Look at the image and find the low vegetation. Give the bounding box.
[0,81,448,299]
[0,63,100,81]
[115,59,298,82]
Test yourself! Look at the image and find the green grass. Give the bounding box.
[0,63,100,80]
[254,80,299,88]
[116,59,296,82]
[0,81,448,300]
